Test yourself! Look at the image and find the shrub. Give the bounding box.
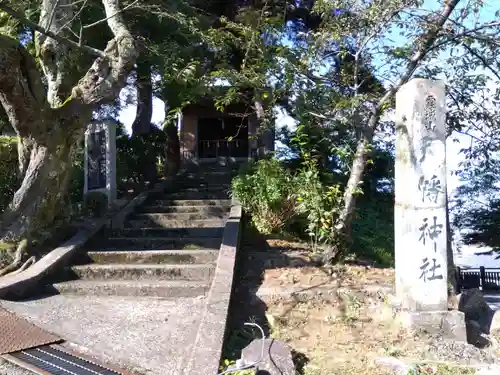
[231,158,296,234]
[295,159,343,251]
[0,136,20,212]
[116,127,167,192]
[83,191,109,218]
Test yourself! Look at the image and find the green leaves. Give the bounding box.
[231,158,297,234]
[231,157,344,252]
[295,159,343,251]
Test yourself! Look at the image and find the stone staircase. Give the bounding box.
[47,162,241,299]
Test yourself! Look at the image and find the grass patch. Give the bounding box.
[410,364,476,375]
[181,243,203,250]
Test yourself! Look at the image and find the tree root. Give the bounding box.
[0,239,29,277]
[9,256,36,276]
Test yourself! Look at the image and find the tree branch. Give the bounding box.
[0,36,49,138]
[83,0,139,29]
[70,0,138,105]
[0,2,106,58]
[428,21,500,52]
[460,43,500,82]
[56,0,89,35]
[325,0,462,263]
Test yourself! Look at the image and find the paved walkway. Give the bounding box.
[483,293,500,311]
[0,295,205,375]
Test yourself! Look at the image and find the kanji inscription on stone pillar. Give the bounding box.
[395,78,448,311]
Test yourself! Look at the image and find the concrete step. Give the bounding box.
[173,180,231,187]
[113,227,224,238]
[87,236,222,251]
[125,217,226,229]
[168,185,231,193]
[132,212,227,221]
[74,249,219,265]
[137,205,230,215]
[167,191,231,200]
[146,199,231,207]
[186,166,235,172]
[67,263,214,281]
[49,280,210,298]
[183,174,234,182]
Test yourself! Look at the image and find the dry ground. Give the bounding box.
[233,231,498,375]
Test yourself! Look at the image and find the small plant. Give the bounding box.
[0,241,16,268]
[83,191,109,218]
[295,158,343,252]
[219,359,256,375]
[407,364,476,375]
[339,291,363,323]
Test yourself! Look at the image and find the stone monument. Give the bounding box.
[394,78,466,340]
[84,120,117,206]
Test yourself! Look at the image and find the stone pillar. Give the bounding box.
[395,78,466,340]
[84,120,117,206]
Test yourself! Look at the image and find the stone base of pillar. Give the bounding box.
[395,309,467,342]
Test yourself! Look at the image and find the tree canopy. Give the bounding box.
[0,0,498,275]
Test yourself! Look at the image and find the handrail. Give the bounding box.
[460,267,500,271]
[457,265,500,292]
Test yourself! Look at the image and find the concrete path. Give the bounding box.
[1,295,205,375]
[483,293,500,311]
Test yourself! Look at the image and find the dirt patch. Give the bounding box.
[232,230,498,375]
[266,292,496,375]
[262,263,394,289]
[243,237,394,292]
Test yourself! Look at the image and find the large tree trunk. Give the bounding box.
[132,60,153,136]
[322,0,461,264]
[0,0,137,251]
[1,137,76,242]
[165,120,180,176]
[131,59,157,183]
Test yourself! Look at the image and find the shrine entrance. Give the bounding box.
[197,117,249,159]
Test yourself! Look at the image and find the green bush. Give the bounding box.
[295,159,343,251]
[116,127,167,193]
[232,158,344,251]
[232,158,296,234]
[0,136,20,212]
[83,191,109,218]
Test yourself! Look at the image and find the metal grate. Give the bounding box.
[8,345,123,375]
[0,308,61,354]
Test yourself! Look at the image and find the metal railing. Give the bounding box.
[457,266,500,291]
